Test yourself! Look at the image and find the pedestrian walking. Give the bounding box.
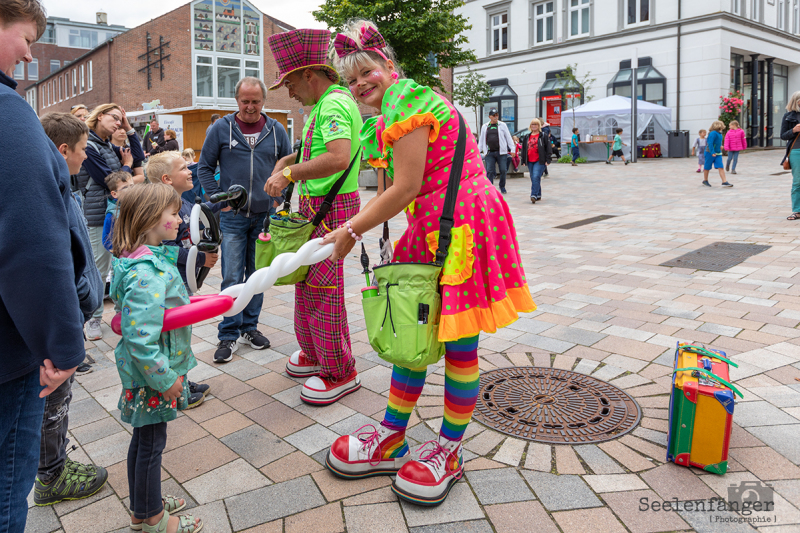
[606,127,630,165]
[692,129,707,173]
[520,118,552,203]
[511,136,521,171]
[780,91,800,220]
[478,108,514,194]
[724,120,746,174]
[570,127,580,166]
[110,183,203,533]
[703,121,733,187]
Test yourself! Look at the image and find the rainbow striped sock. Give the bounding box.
[381,364,427,458]
[440,335,480,444]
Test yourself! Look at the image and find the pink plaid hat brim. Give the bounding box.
[268,29,339,90]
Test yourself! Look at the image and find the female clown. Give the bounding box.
[322,20,536,506]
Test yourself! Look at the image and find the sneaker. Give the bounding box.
[214,339,238,363]
[286,350,321,378]
[702,180,711,187]
[696,169,702,173]
[326,424,411,479]
[186,391,205,409]
[301,369,361,405]
[500,188,507,194]
[75,362,93,375]
[625,160,630,165]
[721,182,734,187]
[241,330,270,350]
[606,161,612,164]
[530,197,536,204]
[189,381,210,397]
[392,437,463,507]
[33,459,108,506]
[84,318,102,341]
[731,169,737,175]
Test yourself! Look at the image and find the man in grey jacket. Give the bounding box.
[198,77,293,363]
[478,108,514,194]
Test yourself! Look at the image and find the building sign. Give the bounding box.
[543,95,561,126]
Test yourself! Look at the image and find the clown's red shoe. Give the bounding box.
[392,437,463,506]
[326,424,410,479]
[285,350,321,378]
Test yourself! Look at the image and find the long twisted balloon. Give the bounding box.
[220,238,333,316]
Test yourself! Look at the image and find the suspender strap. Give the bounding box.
[434,111,467,267]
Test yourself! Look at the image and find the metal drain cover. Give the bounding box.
[474,367,641,444]
[659,242,771,272]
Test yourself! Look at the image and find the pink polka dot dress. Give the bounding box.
[361,79,536,342]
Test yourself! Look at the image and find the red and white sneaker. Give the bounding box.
[392,437,464,507]
[300,369,361,405]
[286,350,321,377]
[326,424,411,479]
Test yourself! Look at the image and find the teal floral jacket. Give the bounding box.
[111,245,196,392]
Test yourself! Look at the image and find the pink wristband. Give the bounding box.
[346,221,362,241]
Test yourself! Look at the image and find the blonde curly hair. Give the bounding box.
[329,19,403,83]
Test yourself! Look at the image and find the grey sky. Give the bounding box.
[41,0,327,31]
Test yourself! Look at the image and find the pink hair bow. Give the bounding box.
[333,25,388,60]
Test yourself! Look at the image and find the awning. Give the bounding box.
[126,105,291,124]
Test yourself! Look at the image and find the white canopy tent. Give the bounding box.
[560,95,673,160]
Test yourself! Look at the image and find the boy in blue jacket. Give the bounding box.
[102,171,133,251]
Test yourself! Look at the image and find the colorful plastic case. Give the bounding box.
[666,342,742,475]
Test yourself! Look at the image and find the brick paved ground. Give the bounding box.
[26,151,800,532]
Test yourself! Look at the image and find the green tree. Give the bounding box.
[452,67,493,131]
[554,64,596,126]
[313,0,477,92]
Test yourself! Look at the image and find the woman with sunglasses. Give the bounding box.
[75,104,144,342]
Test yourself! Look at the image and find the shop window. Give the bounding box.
[626,0,649,27]
[482,79,518,132]
[534,1,554,45]
[490,11,509,53]
[570,0,591,37]
[28,59,38,80]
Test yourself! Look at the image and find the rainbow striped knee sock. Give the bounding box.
[440,335,480,444]
[381,365,427,458]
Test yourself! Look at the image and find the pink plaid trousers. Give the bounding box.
[295,191,360,379]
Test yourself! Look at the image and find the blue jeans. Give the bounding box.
[790,150,800,213]
[726,150,739,170]
[484,151,508,190]
[127,422,167,520]
[571,146,580,161]
[0,369,46,533]
[527,161,546,199]
[218,211,268,341]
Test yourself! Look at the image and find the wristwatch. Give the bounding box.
[282,166,295,183]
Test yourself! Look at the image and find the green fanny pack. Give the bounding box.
[361,110,466,368]
[255,147,360,285]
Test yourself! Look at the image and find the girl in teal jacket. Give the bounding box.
[110,183,203,533]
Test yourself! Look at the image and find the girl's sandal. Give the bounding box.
[131,496,187,530]
[788,213,800,221]
[141,510,203,533]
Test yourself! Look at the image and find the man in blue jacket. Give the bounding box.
[0,3,102,530]
[199,77,292,363]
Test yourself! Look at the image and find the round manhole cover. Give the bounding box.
[474,367,642,444]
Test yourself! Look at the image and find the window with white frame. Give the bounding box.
[14,62,24,79]
[534,1,555,45]
[570,0,591,37]
[46,83,50,107]
[50,59,60,73]
[779,0,787,29]
[79,65,84,93]
[286,118,294,143]
[191,0,264,103]
[72,69,77,96]
[732,0,742,15]
[28,59,38,80]
[626,0,649,27]
[794,0,800,32]
[490,11,509,53]
[750,0,760,21]
[26,89,36,111]
[58,77,61,101]
[63,74,68,99]
[88,61,92,90]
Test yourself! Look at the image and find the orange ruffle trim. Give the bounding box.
[368,157,388,169]
[381,112,441,150]
[425,226,475,286]
[438,285,537,342]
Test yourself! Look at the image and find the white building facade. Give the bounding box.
[454,0,800,148]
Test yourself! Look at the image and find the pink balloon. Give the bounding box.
[111,294,235,336]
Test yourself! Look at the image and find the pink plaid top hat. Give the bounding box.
[267,29,339,90]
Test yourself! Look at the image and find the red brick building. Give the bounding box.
[29,1,307,157]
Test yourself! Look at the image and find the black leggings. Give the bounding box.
[127,422,167,520]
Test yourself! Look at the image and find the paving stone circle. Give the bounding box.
[474,367,641,444]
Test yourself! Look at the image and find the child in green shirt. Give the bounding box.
[607,127,629,165]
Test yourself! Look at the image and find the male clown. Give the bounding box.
[266,29,363,405]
